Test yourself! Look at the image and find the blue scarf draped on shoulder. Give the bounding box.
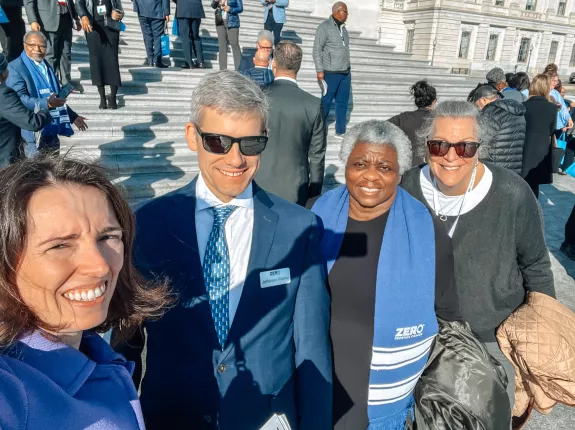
[312,186,439,430]
[20,51,73,138]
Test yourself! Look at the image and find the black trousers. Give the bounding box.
[139,16,165,64]
[264,13,283,46]
[43,13,73,85]
[0,5,26,61]
[565,204,575,245]
[178,17,203,65]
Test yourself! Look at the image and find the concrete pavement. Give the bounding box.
[523,174,575,429]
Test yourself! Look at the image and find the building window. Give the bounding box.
[495,0,505,5]
[517,37,531,63]
[525,0,537,11]
[486,34,499,60]
[558,0,567,16]
[570,44,575,66]
[458,31,471,58]
[548,41,559,64]
[405,29,415,53]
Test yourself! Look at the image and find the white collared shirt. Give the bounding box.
[195,174,254,325]
[274,76,298,86]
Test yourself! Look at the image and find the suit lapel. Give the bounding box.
[223,184,278,353]
[167,178,221,349]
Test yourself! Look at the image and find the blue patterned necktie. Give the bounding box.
[203,205,238,349]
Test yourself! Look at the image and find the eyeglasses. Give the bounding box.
[25,42,47,50]
[195,125,268,156]
[427,140,481,158]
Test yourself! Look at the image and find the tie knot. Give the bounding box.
[211,205,238,227]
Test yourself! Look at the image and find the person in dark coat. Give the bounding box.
[133,0,170,67]
[256,41,326,206]
[473,85,526,175]
[0,53,52,166]
[387,79,436,167]
[0,0,26,61]
[522,74,558,198]
[76,0,124,110]
[175,0,205,69]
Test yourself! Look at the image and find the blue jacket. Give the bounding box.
[242,66,274,87]
[175,0,205,19]
[0,331,145,430]
[6,56,78,144]
[134,0,169,20]
[261,0,288,24]
[116,179,332,430]
[211,0,242,28]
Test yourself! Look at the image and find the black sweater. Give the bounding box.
[401,163,556,341]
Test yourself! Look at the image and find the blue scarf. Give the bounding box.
[312,186,438,430]
[20,51,73,138]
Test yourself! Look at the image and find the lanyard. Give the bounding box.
[432,165,477,238]
[339,25,345,47]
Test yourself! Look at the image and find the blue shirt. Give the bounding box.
[0,331,145,430]
[551,88,571,129]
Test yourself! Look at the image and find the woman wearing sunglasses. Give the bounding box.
[401,100,556,415]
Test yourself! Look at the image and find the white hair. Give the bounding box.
[339,120,412,175]
[416,100,492,160]
[23,31,46,44]
[189,71,269,131]
[257,30,274,45]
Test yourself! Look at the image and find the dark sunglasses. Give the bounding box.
[426,140,481,158]
[195,125,268,156]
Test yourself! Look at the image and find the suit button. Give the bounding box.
[217,363,227,373]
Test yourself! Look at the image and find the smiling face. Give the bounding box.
[186,107,263,203]
[345,142,400,220]
[428,117,479,196]
[16,184,124,334]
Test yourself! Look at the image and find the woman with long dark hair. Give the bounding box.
[76,0,124,109]
[512,72,530,98]
[0,156,173,429]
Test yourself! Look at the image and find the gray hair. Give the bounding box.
[257,30,274,45]
[486,67,505,84]
[416,100,492,160]
[23,31,46,44]
[339,120,412,175]
[189,71,269,132]
[332,1,347,13]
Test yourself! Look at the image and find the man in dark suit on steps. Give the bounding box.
[0,0,26,61]
[174,0,205,68]
[256,41,326,206]
[134,0,170,67]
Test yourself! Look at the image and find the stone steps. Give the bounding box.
[18,3,476,200]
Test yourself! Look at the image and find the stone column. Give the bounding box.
[290,0,382,39]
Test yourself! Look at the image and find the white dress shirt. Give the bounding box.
[274,76,298,86]
[195,174,254,326]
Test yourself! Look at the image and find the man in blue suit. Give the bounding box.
[174,0,205,69]
[261,0,288,46]
[116,70,332,430]
[134,0,170,67]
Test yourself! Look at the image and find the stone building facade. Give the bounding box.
[378,0,575,77]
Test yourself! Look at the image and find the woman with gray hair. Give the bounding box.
[401,100,556,418]
[309,119,461,429]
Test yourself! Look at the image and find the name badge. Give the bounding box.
[97,5,107,15]
[260,268,291,288]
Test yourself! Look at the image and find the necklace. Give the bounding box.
[432,165,478,238]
